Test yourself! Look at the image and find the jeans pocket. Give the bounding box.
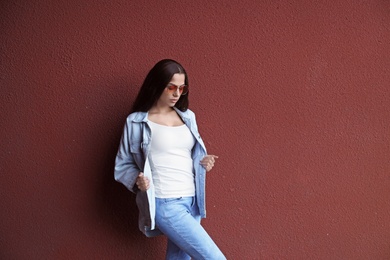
[163,197,183,204]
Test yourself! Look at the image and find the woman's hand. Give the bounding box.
[200,155,219,172]
[136,172,150,191]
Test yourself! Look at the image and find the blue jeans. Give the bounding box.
[155,197,226,260]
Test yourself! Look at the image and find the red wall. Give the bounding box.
[1,1,390,259]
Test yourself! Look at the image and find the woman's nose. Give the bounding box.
[173,89,180,96]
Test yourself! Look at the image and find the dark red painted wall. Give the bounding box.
[1,1,390,259]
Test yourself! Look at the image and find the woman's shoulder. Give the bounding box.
[175,107,196,118]
[126,111,148,122]
[184,108,195,116]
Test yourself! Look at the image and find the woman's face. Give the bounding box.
[156,73,186,108]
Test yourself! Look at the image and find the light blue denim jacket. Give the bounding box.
[114,107,208,237]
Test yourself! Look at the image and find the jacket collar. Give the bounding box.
[131,111,148,123]
[173,107,190,121]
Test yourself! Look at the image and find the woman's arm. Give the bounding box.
[114,120,142,193]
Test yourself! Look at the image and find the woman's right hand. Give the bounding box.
[136,172,150,191]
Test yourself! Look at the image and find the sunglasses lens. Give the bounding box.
[167,85,176,91]
[181,85,189,95]
[166,85,189,95]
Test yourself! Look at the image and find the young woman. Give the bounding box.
[114,59,226,259]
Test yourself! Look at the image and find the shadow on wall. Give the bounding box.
[86,82,166,258]
[96,110,140,239]
[89,84,141,239]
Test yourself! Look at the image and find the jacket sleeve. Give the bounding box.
[189,110,199,132]
[114,119,141,193]
[188,110,207,155]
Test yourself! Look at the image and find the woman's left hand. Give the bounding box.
[200,155,219,172]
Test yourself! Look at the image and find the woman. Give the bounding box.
[114,59,226,259]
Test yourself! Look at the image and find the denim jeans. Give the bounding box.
[155,197,226,260]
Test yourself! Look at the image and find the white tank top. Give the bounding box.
[147,120,196,198]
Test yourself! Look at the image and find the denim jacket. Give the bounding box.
[114,107,208,237]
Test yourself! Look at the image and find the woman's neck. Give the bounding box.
[149,105,175,115]
[148,106,183,126]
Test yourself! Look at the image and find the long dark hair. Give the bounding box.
[131,59,189,112]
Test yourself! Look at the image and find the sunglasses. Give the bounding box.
[166,84,189,95]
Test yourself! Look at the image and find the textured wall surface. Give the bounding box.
[1,0,390,259]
